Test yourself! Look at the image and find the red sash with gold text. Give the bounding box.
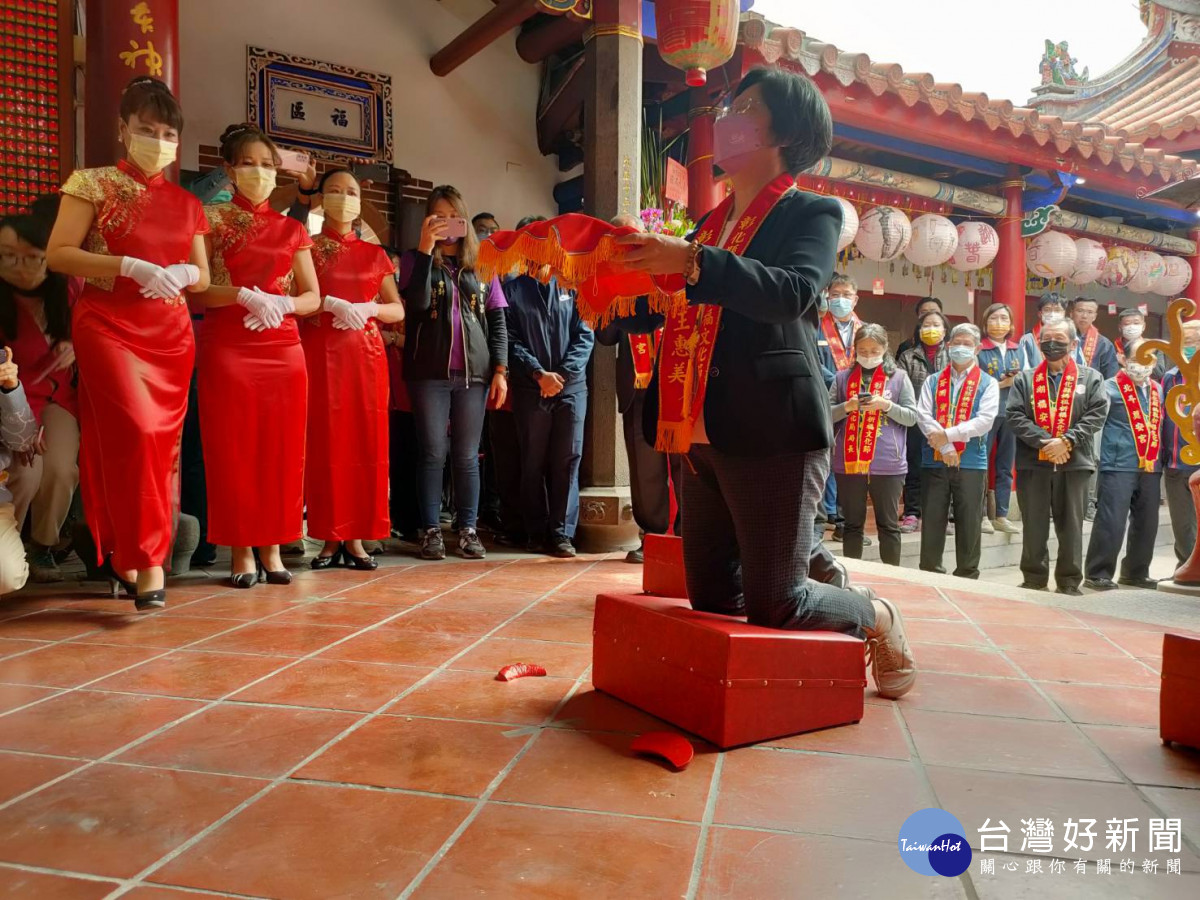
[822,312,861,372]
[1033,359,1078,460]
[1116,371,1161,470]
[934,364,982,458]
[843,365,889,474]
[629,329,662,391]
[1081,325,1099,366]
[656,171,795,452]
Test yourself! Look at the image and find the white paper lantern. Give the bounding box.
[835,197,859,252]
[1153,256,1193,296]
[1068,238,1108,285]
[904,214,958,267]
[1026,231,1078,279]
[1127,251,1166,294]
[1098,245,1140,288]
[949,221,1000,271]
[855,206,912,261]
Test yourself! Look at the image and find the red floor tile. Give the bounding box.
[411,804,698,899]
[320,625,477,667]
[122,888,216,899]
[0,751,80,804]
[976,623,1129,657]
[231,658,429,712]
[909,643,1023,678]
[944,593,1083,627]
[1082,724,1200,788]
[531,592,598,618]
[90,650,290,701]
[0,764,263,879]
[70,616,239,650]
[389,669,576,726]
[117,703,357,778]
[698,828,963,900]
[495,611,595,644]
[0,682,57,714]
[889,595,967,621]
[1040,682,1161,729]
[1099,628,1169,660]
[1004,649,1161,687]
[903,619,990,647]
[0,643,162,689]
[191,622,356,657]
[764,702,911,760]
[0,611,120,641]
[267,600,402,628]
[448,636,594,680]
[0,691,202,759]
[162,594,304,620]
[902,709,1120,781]
[550,687,686,736]
[1141,785,1200,850]
[388,606,515,635]
[493,729,716,821]
[0,869,114,899]
[0,637,45,659]
[154,782,469,900]
[297,716,524,797]
[900,672,1061,721]
[422,589,541,615]
[715,750,928,842]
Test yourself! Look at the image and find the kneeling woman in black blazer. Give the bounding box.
[618,67,916,699]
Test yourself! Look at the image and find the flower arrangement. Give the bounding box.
[640,206,695,238]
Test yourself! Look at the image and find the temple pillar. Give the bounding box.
[994,168,1027,335]
[686,90,722,220]
[84,0,180,173]
[578,0,643,551]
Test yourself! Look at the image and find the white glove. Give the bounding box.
[121,256,183,300]
[332,301,379,330]
[237,286,292,330]
[164,263,200,290]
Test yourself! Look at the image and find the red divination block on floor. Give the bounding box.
[1161,633,1200,751]
[643,533,687,598]
[593,593,866,748]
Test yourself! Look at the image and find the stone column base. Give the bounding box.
[576,486,640,554]
[1157,580,1200,597]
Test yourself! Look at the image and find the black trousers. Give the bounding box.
[902,426,924,518]
[387,410,421,538]
[623,390,682,536]
[834,473,903,565]
[488,409,524,539]
[179,370,210,554]
[1016,468,1090,590]
[682,444,875,638]
[1164,467,1197,568]
[514,389,587,541]
[1085,470,1161,582]
[919,467,986,579]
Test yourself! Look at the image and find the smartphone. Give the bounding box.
[439,216,468,241]
[857,392,874,403]
[277,149,310,174]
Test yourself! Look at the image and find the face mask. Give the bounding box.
[1040,339,1070,362]
[857,355,883,370]
[1185,346,1197,362]
[986,321,1010,340]
[1126,363,1152,384]
[234,166,277,205]
[1121,323,1144,341]
[212,189,233,204]
[125,132,178,174]
[829,297,854,319]
[713,112,768,175]
[322,193,361,223]
[1041,311,1065,327]
[949,345,976,365]
[920,328,944,346]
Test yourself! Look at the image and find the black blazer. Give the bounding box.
[1006,364,1109,472]
[595,318,643,414]
[628,188,842,457]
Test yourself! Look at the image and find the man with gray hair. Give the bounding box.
[916,323,999,578]
[1007,318,1109,595]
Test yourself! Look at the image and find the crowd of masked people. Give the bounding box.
[820,275,1191,595]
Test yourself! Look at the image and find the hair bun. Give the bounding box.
[219,122,260,146]
[123,75,170,95]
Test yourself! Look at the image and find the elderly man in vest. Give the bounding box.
[916,324,999,579]
[1007,319,1109,595]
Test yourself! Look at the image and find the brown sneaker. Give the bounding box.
[458,528,486,560]
[865,597,916,700]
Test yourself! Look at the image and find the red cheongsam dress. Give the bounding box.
[61,161,207,571]
[200,195,311,547]
[302,227,393,541]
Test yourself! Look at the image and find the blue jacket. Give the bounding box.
[1161,368,1196,472]
[1099,377,1163,473]
[978,338,1022,409]
[504,275,594,395]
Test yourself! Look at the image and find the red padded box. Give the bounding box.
[643,534,687,598]
[593,592,866,748]
[1161,633,1200,751]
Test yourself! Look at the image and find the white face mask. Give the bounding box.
[125,132,178,174]
[1126,363,1152,384]
[857,355,883,370]
[1121,323,1144,341]
[233,166,277,205]
[322,192,361,223]
[1042,311,1065,326]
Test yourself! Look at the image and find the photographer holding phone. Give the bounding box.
[400,185,509,561]
[829,324,918,565]
[978,303,1023,534]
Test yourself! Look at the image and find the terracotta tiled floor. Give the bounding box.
[1,555,1199,898]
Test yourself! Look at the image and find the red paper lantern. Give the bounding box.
[654,0,739,87]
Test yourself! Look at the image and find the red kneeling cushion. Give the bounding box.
[1162,633,1200,751]
[643,534,687,598]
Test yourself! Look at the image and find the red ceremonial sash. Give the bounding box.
[1033,359,1078,460]
[656,171,795,452]
[822,312,861,371]
[934,364,982,459]
[843,365,889,474]
[1081,325,1099,365]
[629,329,661,391]
[1117,371,1161,470]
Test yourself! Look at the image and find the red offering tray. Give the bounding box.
[1161,633,1200,751]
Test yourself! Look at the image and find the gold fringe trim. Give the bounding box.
[844,461,872,475]
[655,421,693,454]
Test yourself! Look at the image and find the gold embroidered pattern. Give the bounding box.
[310,234,348,276]
[205,202,261,261]
[63,167,153,291]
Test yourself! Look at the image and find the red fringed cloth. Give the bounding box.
[476,213,686,327]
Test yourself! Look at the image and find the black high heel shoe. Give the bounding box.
[100,558,136,599]
[342,549,379,571]
[230,558,260,590]
[310,544,344,570]
[135,589,167,612]
[256,548,294,585]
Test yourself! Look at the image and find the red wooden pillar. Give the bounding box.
[686,90,721,220]
[84,0,180,173]
[993,169,1027,334]
[1188,228,1200,312]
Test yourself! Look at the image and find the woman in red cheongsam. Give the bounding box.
[303,170,405,569]
[199,123,320,588]
[46,77,210,611]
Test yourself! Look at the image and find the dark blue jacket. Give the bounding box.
[1099,377,1163,473]
[504,275,594,395]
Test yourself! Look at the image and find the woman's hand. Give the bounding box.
[121,257,184,300]
[616,233,692,275]
[860,396,892,413]
[418,216,450,255]
[297,161,318,193]
[0,347,18,390]
[333,302,379,331]
[489,371,508,408]
[842,396,859,413]
[50,340,75,371]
